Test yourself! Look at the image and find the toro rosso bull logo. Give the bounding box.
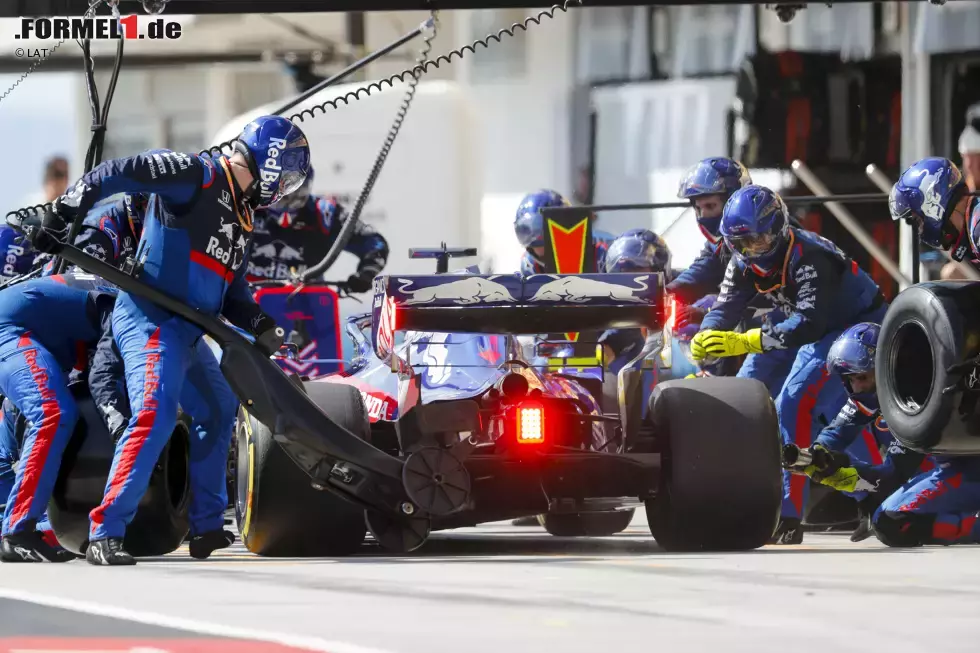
[396,277,517,305]
[529,275,651,303]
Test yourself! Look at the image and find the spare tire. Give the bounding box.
[877,281,980,455]
[236,381,370,557]
[645,377,782,551]
[48,392,191,557]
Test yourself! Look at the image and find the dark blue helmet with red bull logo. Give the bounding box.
[605,228,672,277]
[826,322,880,411]
[677,157,752,243]
[234,115,311,209]
[720,185,791,275]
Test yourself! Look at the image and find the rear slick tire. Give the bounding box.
[235,381,371,557]
[645,377,782,551]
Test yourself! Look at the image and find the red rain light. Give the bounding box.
[516,402,545,444]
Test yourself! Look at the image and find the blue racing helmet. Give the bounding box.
[514,189,571,249]
[234,115,311,209]
[677,157,752,241]
[826,322,880,411]
[889,157,967,254]
[720,185,791,274]
[605,228,672,276]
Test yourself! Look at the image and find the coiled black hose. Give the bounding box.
[298,0,582,280]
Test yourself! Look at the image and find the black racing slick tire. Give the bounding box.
[645,377,782,551]
[236,381,371,557]
[877,281,980,455]
[538,509,635,537]
[48,392,192,557]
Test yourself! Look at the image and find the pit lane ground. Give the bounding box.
[0,511,977,653]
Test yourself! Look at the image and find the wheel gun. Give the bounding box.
[782,443,848,478]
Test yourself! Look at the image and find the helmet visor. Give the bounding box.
[728,233,779,259]
[608,256,654,273]
[274,169,308,204]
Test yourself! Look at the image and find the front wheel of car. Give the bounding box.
[645,377,782,551]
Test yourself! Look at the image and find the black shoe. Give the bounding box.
[769,518,804,545]
[850,515,873,542]
[188,529,235,560]
[86,537,136,566]
[1,530,77,562]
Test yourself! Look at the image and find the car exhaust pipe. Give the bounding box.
[495,372,529,399]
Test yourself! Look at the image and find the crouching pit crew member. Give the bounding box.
[250,166,389,293]
[690,185,887,544]
[785,323,928,542]
[31,114,306,565]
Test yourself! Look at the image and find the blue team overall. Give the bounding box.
[37,117,307,563]
[68,193,241,552]
[0,276,116,550]
[692,186,887,541]
[249,165,389,288]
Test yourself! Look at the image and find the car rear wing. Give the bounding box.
[370,272,668,360]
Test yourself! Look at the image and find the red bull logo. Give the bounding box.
[143,352,161,411]
[23,348,55,402]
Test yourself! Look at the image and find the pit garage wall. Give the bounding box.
[589,77,788,268]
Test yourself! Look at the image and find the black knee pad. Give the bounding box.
[873,510,933,547]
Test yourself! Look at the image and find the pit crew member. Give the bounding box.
[597,228,697,376]
[0,274,117,562]
[250,166,389,293]
[668,158,791,386]
[667,157,752,325]
[789,323,929,542]
[792,322,975,548]
[31,115,308,566]
[691,184,887,544]
[888,157,978,270]
[514,189,614,275]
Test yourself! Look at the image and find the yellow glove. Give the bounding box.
[685,373,698,379]
[806,467,865,493]
[690,328,763,360]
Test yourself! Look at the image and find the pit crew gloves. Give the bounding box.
[690,328,764,360]
[798,444,864,492]
[674,304,709,330]
[252,313,285,357]
[29,206,70,255]
[344,271,375,294]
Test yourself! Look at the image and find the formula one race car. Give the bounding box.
[234,255,784,556]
